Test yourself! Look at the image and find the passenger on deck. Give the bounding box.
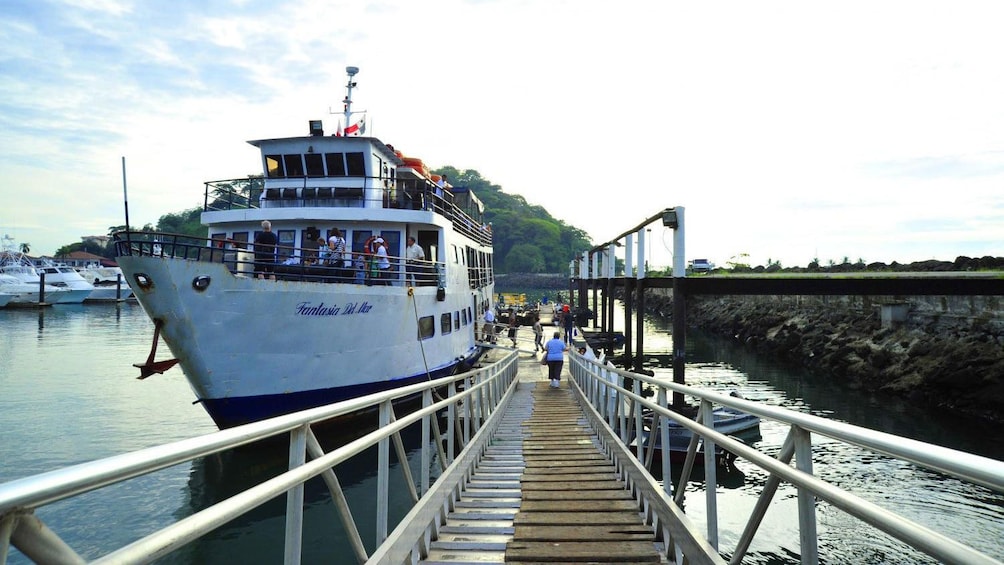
[405,236,425,286]
[253,220,278,280]
[317,237,331,265]
[328,228,347,278]
[374,237,391,285]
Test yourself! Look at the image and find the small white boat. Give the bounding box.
[76,265,134,301]
[33,263,94,304]
[1,237,92,304]
[0,291,13,308]
[0,273,69,306]
[634,405,762,466]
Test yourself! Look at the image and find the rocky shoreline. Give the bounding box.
[641,292,1004,425]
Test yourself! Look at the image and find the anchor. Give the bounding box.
[134,319,180,379]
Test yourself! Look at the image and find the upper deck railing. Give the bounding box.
[113,230,463,288]
[203,177,492,247]
[567,352,1004,565]
[0,351,520,564]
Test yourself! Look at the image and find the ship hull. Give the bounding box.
[119,255,487,428]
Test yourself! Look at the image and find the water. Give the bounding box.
[0,304,418,563]
[636,314,1004,564]
[2,304,1003,563]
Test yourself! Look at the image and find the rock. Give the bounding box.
[633,291,1004,424]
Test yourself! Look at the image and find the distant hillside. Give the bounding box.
[434,166,592,273]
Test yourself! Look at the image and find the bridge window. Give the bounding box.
[265,155,283,178]
[283,154,305,177]
[418,316,435,340]
[345,152,365,176]
[305,153,324,177]
[441,313,452,335]
[325,153,346,176]
[454,311,460,331]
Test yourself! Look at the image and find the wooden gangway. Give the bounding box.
[420,350,669,564]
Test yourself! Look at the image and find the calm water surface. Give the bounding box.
[2,303,1002,563]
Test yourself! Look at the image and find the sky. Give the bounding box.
[2,0,1003,269]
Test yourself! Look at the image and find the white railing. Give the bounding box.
[0,351,519,564]
[568,353,1004,565]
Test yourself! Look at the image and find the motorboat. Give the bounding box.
[0,239,90,304]
[0,273,70,306]
[634,405,761,466]
[114,67,496,429]
[34,262,96,304]
[76,264,134,301]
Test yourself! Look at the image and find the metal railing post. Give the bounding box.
[284,424,307,564]
[793,425,819,564]
[700,400,719,550]
[447,381,457,462]
[421,389,432,495]
[658,388,671,492]
[377,400,392,543]
[304,430,367,564]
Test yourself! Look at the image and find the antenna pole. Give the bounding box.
[344,66,359,126]
[122,156,131,232]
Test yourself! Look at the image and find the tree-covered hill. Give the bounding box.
[435,166,591,273]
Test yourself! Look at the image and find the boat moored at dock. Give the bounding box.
[114,67,496,428]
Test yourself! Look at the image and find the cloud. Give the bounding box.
[2,0,1003,268]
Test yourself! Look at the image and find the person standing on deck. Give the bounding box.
[507,310,518,347]
[562,304,574,344]
[483,308,496,344]
[533,315,544,353]
[253,220,278,280]
[405,236,425,286]
[544,331,567,388]
[374,237,391,285]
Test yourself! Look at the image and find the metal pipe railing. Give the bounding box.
[0,351,520,564]
[568,353,1004,565]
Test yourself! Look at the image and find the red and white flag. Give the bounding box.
[344,116,365,136]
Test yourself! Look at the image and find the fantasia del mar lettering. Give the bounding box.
[294,301,374,317]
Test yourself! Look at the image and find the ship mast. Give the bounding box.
[343,66,359,128]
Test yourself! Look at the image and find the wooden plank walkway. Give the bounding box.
[421,342,663,564]
[506,383,661,564]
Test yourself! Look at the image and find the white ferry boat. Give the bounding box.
[114,67,495,428]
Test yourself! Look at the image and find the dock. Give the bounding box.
[422,342,664,564]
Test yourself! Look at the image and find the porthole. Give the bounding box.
[192,275,211,291]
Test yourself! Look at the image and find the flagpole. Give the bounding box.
[122,156,131,232]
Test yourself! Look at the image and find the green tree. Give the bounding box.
[504,243,546,272]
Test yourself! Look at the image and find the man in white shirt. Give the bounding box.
[404,236,425,286]
[483,308,496,343]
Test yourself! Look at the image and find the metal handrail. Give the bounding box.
[0,351,520,564]
[568,353,1004,565]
